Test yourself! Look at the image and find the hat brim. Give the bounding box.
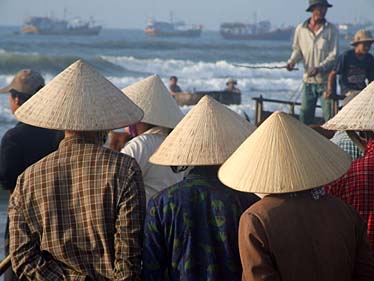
[226,81,237,85]
[350,38,374,46]
[0,84,12,94]
[306,3,332,12]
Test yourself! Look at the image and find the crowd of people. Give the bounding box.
[0,0,373,280]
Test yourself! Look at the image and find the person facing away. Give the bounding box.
[287,0,338,125]
[8,60,146,280]
[219,111,374,281]
[325,29,374,104]
[323,81,374,254]
[121,74,186,202]
[0,69,62,281]
[224,78,241,94]
[169,75,182,96]
[142,96,259,281]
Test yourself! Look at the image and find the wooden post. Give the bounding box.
[255,95,263,126]
[289,103,295,116]
[331,98,339,117]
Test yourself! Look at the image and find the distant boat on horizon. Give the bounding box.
[220,21,293,41]
[20,16,102,36]
[338,21,374,41]
[144,19,202,38]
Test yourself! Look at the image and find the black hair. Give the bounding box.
[9,85,44,106]
[170,76,178,81]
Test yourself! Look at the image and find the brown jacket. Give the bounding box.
[239,189,374,281]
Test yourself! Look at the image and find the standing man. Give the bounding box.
[0,70,62,281]
[325,29,374,105]
[287,0,338,125]
[9,60,146,280]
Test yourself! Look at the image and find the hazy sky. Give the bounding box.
[0,0,373,30]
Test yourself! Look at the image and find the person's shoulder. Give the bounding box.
[124,134,152,148]
[366,52,374,62]
[100,145,138,164]
[326,21,338,32]
[20,149,59,179]
[342,49,354,57]
[241,195,287,220]
[295,23,305,32]
[325,193,366,223]
[1,124,25,144]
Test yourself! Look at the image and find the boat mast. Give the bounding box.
[170,11,174,23]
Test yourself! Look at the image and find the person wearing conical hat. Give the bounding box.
[8,60,146,280]
[324,81,374,253]
[287,0,338,125]
[325,29,374,105]
[121,74,186,202]
[0,69,62,281]
[142,96,259,281]
[219,111,374,281]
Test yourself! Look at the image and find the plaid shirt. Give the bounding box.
[9,137,146,280]
[330,131,364,161]
[325,141,374,251]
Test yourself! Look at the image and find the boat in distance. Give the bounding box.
[144,19,203,38]
[220,21,293,41]
[21,17,102,36]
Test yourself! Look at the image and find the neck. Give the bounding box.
[355,49,366,58]
[310,16,324,26]
[65,131,99,143]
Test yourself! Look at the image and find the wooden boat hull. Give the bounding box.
[144,28,202,38]
[174,91,241,106]
[220,28,293,41]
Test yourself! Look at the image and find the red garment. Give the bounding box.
[325,141,374,251]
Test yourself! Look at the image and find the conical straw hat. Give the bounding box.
[219,112,351,194]
[149,95,256,166]
[15,59,143,131]
[323,81,374,131]
[122,74,184,128]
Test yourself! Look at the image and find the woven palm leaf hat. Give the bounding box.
[122,74,184,129]
[15,59,143,131]
[149,95,256,166]
[218,112,351,194]
[323,81,374,131]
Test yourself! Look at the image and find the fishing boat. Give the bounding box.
[144,19,202,38]
[338,22,374,41]
[174,91,241,106]
[220,21,293,41]
[21,17,102,36]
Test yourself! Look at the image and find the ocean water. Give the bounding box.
[0,26,351,267]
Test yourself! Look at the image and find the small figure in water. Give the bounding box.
[169,76,182,96]
[225,78,241,94]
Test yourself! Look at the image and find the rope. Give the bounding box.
[279,82,304,112]
[232,63,299,71]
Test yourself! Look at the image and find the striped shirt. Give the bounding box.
[9,137,146,280]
